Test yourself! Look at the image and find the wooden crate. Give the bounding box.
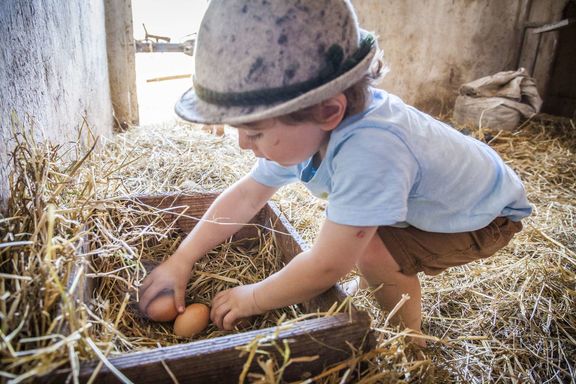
[54,192,374,383]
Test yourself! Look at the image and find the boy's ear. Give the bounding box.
[319,93,347,131]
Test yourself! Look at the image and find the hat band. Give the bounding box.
[194,34,375,107]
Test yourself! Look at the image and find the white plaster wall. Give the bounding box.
[0,1,113,208]
[353,0,566,115]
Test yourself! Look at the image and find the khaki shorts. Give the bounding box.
[377,217,523,276]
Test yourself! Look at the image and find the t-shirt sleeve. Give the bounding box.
[249,158,300,188]
[327,130,419,226]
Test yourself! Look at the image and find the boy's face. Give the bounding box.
[235,118,330,167]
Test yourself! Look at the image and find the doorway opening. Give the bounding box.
[132,0,209,125]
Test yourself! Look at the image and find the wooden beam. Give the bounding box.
[532,18,576,34]
[104,0,139,129]
[50,311,373,383]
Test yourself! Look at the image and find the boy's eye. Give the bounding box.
[247,133,263,141]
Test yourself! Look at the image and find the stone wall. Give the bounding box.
[0,1,114,209]
[353,0,568,115]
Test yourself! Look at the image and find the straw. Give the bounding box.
[1,114,574,382]
[87,199,307,349]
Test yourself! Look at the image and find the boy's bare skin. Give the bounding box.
[139,93,424,340]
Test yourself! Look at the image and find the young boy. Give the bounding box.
[138,0,531,341]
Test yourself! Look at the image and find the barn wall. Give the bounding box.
[353,0,568,116]
[0,1,113,209]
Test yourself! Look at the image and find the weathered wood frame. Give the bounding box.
[54,192,374,383]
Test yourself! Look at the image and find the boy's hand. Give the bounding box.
[138,255,193,315]
[210,284,263,330]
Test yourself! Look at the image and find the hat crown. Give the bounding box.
[194,0,361,95]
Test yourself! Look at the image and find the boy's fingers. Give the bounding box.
[222,311,240,331]
[211,303,228,330]
[209,304,220,327]
[138,285,161,313]
[223,311,237,331]
[210,291,225,312]
[212,291,223,306]
[138,276,153,296]
[174,286,186,313]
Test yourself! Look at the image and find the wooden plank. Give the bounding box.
[532,18,575,34]
[67,226,94,306]
[130,192,219,233]
[129,192,269,240]
[264,202,310,255]
[50,312,373,383]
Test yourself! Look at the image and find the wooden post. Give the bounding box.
[104,0,139,130]
[51,312,373,383]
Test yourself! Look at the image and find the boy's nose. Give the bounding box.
[238,132,252,150]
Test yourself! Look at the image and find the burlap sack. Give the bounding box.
[453,68,542,131]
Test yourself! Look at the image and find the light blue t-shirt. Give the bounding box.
[250,88,532,233]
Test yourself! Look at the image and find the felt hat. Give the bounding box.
[175,0,378,125]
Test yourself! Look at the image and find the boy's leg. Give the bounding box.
[357,217,522,346]
[357,233,424,340]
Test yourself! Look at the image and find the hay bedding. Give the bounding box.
[0,123,330,384]
[0,115,574,383]
[88,199,301,351]
[415,118,576,383]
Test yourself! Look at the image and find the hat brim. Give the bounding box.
[175,39,378,125]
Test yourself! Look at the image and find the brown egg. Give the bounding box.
[145,292,178,322]
[173,303,210,337]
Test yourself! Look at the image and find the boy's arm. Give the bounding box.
[211,219,377,330]
[139,175,278,313]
